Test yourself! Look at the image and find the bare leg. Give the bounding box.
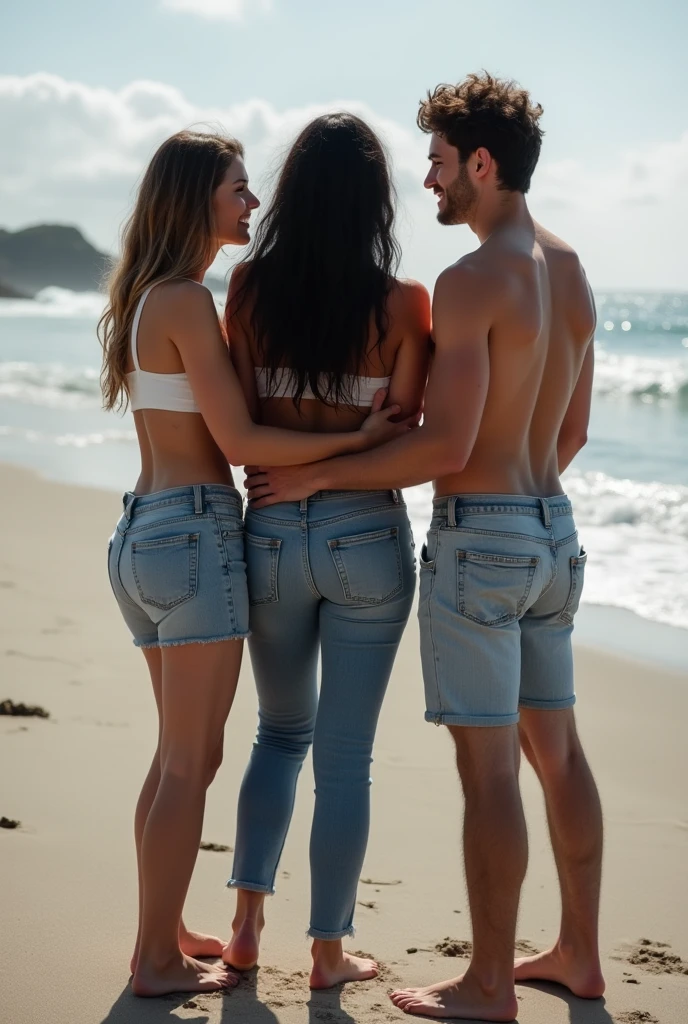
[310,940,379,989]
[130,649,225,975]
[514,708,604,998]
[131,640,243,998]
[223,889,266,970]
[391,726,523,1021]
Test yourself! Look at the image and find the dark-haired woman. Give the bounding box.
[101,129,406,998]
[223,113,431,987]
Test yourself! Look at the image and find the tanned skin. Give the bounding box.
[245,132,603,1021]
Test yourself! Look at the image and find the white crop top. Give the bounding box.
[126,284,200,413]
[254,367,391,407]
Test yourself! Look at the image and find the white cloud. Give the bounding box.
[160,0,271,21]
[0,73,685,289]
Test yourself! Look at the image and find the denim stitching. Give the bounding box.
[328,527,403,605]
[125,512,241,537]
[456,551,538,627]
[560,550,587,624]
[246,501,404,531]
[131,533,199,611]
[245,535,282,606]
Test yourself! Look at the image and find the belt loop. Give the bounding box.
[447,496,458,528]
[539,497,551,528]
[193,484,204,515]
[391,489,400,504]
[299,497,308,514]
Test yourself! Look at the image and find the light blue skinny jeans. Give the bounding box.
[228,489,416,940]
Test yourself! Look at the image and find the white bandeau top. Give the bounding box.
[126,283,200,414]
[254,367,391,407]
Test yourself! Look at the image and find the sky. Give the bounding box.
[1,0,687,291]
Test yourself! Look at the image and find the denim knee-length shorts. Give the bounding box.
[107,484,249,648]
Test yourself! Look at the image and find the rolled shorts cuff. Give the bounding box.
[226,878,275,895]
[134,632,250,649]
[307,925,356,941]
[518,694,576,711]
[425,710,520,728]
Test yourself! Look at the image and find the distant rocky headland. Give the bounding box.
[0,224,226,298]
[0,224,111,296]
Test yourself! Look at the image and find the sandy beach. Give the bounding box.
[1,461,687,1024]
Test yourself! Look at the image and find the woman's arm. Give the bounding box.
[225,265,261,422]
[385,280,432,419]
[167,281,400,467]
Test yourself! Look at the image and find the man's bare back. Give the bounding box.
[436,221,595,499]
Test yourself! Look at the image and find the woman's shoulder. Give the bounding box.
[150,278,217,320]
[386,277,432,331]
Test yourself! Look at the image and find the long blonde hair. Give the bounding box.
[99,129,244,411]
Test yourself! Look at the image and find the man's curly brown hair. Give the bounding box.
[417,72,544,194]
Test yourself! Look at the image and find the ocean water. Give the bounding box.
[1,287,687,636]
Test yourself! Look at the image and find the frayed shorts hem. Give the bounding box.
[134,633,250,649]
[425,710,520,727]
[226,879,275,895]
[518,695,576,711]
[307,925,356,940]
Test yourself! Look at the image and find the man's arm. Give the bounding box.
[558,342,594,473]
[247,264,492,504]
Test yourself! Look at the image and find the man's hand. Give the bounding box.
[245,463,323,507]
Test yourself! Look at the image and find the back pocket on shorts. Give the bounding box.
[329,526,403,605]
[245,533,282,606]
[457,549,538,627]
[560,547,587,625]
[131,533,199,611]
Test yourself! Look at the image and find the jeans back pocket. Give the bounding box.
[245,533,282,606]
[131,533,199,611]
[329,526,403,605]
[560,547,587,625]
[457,549,538,627]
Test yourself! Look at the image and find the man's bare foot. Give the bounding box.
[310,941,379,989]
[132,952,239,998]
[130,925,225,975]
[514,943,605,998]
[390,972,518,1021]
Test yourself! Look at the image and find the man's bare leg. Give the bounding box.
[391,726,524,1021]
[514,707,604,998]
[130,649,226,975]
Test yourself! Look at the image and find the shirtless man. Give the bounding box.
[245,73,604,1021]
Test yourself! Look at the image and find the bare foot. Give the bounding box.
[514,943,605,998]
[180,926,225,960]
[130,925,225,975]
[223,912,265,970]
[132,952,239,998]
[390,972,518,1021]
[310,942,379,989]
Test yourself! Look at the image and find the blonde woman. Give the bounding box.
[100,130,405,998]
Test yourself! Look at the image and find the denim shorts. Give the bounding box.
[419,493,586,727]
[107,484,249,648]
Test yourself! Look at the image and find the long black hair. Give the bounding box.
[233,112,401,408]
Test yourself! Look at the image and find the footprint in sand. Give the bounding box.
[1,700,49,718]
[360,877,402,886]
[435,937,473,957]
[615,1013,659,1023]
[199,841,232,852]
[619,939,688,976]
